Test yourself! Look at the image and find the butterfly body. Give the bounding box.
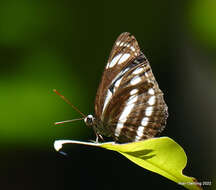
[84,32,168,143]
[84,115,111,138]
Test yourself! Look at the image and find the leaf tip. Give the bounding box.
[54,140,63,151]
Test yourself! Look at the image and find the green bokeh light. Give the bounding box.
[0,47,88,147]
[188,0,216,48]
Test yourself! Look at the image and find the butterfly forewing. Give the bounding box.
[94,32,168,143]
[94,32,141,118]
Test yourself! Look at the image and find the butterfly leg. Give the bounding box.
[89,133,104,143]
[95,133,104,143]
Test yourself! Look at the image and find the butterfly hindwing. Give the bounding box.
[100,53,168,142]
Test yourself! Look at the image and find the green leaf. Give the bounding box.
[54,137,202,190]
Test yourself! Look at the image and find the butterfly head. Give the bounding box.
[84,115,95,127]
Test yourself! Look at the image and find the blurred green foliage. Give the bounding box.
[188,0,216,48]
[0,0,90,148]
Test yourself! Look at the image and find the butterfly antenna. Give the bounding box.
[53,89,86,118]
[54,118,85,125]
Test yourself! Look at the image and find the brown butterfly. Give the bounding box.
[55,32,168,143]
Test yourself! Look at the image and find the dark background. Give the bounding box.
[0,0,215,189]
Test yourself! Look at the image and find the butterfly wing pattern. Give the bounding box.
[95,32,140,117]
[89,32,168,143]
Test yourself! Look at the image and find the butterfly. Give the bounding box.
[55,32,168,143]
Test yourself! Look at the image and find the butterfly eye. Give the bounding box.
[84,115,95,126]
